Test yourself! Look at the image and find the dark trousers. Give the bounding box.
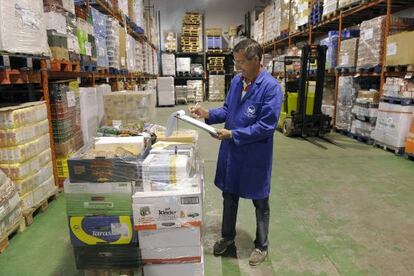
[221,192,270,251]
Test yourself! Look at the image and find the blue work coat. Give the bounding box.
[205,69,283,199]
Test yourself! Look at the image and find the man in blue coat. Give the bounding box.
[190,39,283,266]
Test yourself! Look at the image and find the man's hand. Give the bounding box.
[216,129,232,140]
[189,105,209,119]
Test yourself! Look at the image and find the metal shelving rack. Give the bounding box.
[0,0,159,187]
[262,0,414,126]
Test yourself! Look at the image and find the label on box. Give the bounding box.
[363,28,374,41]
[387,43,397,56]
[67,91,76,107]
[341,55,349,66]
[121,57,126,66]
[85,42,92,56]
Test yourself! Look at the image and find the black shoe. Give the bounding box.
[213,238,235,256]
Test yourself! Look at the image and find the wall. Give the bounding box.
[153,0,258,49]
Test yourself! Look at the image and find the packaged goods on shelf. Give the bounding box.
[383,78,414,98]
[64,181,134,216]
[20,174,55,210]
[118,0,129,16]
[322,105,335,118]
[0,149,52,181]
[161,53,176,76]
[176,58,191,73]
[103,91,156,126]
[157,77,175,106]
[357,16,414,69]
[208,75,225,101]
[118,26,127,69]
[43,0,75,14]
[96,84,111,124]
[128,0,144,29]
[79,87,100,144]
[338,0,360,9]
[0,204,22,239]
[0,102,47,129]
[263,2,276,43]
[91,8,108,67]
[291,0,309,32]
[0,134,50,164]
[143,258,204,276]
[175,85,188,104]
[371,102,414,148]
[133,182,202,230]
[14,162,53,197]
[45,11,68,35]
[336,76,357,131]
[66,13,80,56]
[126,35,137,71]
[280,0,290,32]
[0,0,49,55]
[142,154,191,191]
[136,40,144,72]
[357,89,380,103]
[323,0,338,17]
[254,12,264,45]
[187,80,204,103]
[321,30,359,70]
[0,193,20,229]
[0,120,49,147]
[76,18,91,56]
[191,64,204,77]
[164,32,178,52]
[138,226,202,264]
[69,216,137,246]
[385,31,414,67]
[351,119,375,138]
[106,17,120,69]
[338,38,359,68]
[73,245,140,269]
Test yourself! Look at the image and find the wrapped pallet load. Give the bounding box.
[0,0,49,55]
[335,76,357,131]
[91,8,108,68]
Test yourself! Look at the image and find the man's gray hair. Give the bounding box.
[233,39,263,62]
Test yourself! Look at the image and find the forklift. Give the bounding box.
[276,44,340,149]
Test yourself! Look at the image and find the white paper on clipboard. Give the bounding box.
[166,110,218,137]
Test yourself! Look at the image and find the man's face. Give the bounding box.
[233,50,259,81]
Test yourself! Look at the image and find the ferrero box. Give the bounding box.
[64,181,134,216]
[67,137,150,183]
[69,216,137,246]
[133,184,202,231]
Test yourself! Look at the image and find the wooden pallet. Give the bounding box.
[0,52,44,70]
[207,49,223,53]
[0,217,26,254]
[338,0,362,12]
[97,67,109,74]
[322,10,340,22]
[373,141,405,155]
[384,64,414,73]
[50,59,81,72]
[23,187,59,227]
[0,69,41,85]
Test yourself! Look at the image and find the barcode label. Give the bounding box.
[181,196,200,205]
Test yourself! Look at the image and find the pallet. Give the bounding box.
[177,71,191,77]
[338,0,362,12]
[357,65,382,74]
[0,69,41,85]
[322,10,340,22]
[97,67,109,74]
[384,64,414,73]
[50,59,81,72]
[349,132,375,145]
[208,70,225,75]
[381,96,414,105]
[278,29,289,40]
[298,23,309,32]
[0,217,26,254]
[0,53,44,71]
[336,67,357,74]
[207,49,223,53]
[23,187,59,227]
[373,141,405,155]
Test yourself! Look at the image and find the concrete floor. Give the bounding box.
[0,102,413,276]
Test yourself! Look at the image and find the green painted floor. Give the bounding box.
[1,102,414,276]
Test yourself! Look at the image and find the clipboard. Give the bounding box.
[165,110,218,137]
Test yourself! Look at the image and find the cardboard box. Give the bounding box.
[338,38,359,68]
[94,136,145,156]
[73,245,141,269]
[133,185,202,230]
[155,130,199,144]
[64,181,134,216]
[138,226,202,264]
[69,216,137,246]
[386,31,414,67]
[357,90,380,103]
[67,141,150,183]
[143,256,204,276]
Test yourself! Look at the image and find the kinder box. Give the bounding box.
[67,140,150,183]
[73,245,141,269]
[138,226,202,264]
[69,216,137,246]
[64,181,133,216]
[133,185,202,231]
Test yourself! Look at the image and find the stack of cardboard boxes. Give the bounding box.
[0,102,55,211]
[157,77,176,107]
[208,75,226,101]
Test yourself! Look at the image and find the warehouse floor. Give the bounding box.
[0,102,413,276]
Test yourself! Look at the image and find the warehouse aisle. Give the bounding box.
[0,102,413,276]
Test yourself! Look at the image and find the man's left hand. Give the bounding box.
[216,129,232,140]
